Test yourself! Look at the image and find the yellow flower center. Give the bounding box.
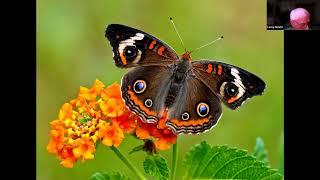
[64,111,103,144]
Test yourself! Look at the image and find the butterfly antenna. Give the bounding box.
[169,17,186,51]
[190,36,224,54]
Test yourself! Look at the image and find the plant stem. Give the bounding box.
[110,146,146,180]
[170,138,178,180]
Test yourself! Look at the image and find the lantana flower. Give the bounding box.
[47,79,177,168]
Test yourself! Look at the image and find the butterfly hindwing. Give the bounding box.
[166,74,222,134]
[192,60,266,109]
[105,24,179,68]
[121,66,174,123]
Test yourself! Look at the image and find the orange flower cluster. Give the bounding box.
[136,118,177,150]
[47,80,177,168]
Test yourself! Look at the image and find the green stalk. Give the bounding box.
[170,138,178,180]
[110,146,146,180]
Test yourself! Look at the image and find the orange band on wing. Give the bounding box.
[170,118,210,127]
[149,40,157,49]
[157,46,165,55]
[217,65,222,75]
[206,64,213,73]
[227,96,239,103]
[127,86,157,116]
[120,52,127,65]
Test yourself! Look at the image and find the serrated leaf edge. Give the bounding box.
[89,171,131,180]
[197,146,230,176]
[143,155,169,180]
[184,142,283,180]
[191,145,219,178]
[199,147,248,177]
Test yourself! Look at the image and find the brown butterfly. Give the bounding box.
[105,24,265,134]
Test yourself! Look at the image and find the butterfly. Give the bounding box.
[105,24,265,134]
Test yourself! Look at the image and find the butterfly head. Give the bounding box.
[180,51,192,61]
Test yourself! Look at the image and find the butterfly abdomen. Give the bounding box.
[165,82,180,107]
[164,60,191,107]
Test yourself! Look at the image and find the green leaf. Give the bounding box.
[278,131,284,174]
[143,154,169,180]
[182,141,283,180]
[253,137,269,164]
[129,145,144,155]
[89,172,131,180]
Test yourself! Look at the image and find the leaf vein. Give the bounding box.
[230,160,257,179]
[210,155,248,178]
[199,147,229,176]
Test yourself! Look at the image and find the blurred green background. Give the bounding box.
[37,0,283,179]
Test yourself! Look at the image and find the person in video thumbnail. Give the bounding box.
[288,8,310,30]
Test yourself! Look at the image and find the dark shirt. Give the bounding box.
[284,26,311,30]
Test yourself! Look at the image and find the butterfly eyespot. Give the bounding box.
[133,80,146,94]
[144,98,153,107]
[124,46,137,59]
[181,112,190,120]
[197,102,210,117]
[225,82,239,97]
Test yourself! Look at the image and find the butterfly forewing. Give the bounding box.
[105,24,179,68]
[192,60,266,109]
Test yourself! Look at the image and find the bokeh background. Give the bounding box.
[37,0,283,179]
